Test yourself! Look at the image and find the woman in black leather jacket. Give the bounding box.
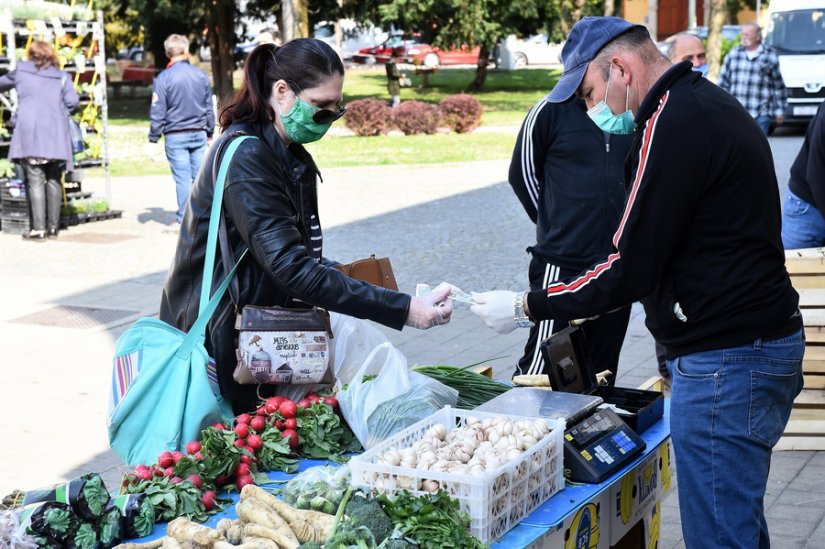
[159,39,451,414]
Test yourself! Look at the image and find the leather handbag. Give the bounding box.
[233,305,334,385]
[107,135,254,465]
[336,255,398,291]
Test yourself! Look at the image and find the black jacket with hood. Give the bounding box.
[527,62,799,358]
[159,121,410,413]
[509,96,633,271]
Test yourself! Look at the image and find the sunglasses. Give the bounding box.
[290,83,347,124]
[310,103,347,124]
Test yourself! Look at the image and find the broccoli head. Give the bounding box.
[325,524,376,549]
[345,494,394,544]
[297,543,323,549]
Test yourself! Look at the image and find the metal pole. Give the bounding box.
[689,0,697,29]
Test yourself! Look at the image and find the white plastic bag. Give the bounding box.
[328,312,392,385]
[337,341,458,449]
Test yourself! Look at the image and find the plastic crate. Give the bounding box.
[1,216,30,234]
[349,407,565,544]
[1,179,26,201]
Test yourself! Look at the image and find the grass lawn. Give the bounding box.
[100,67,558,176]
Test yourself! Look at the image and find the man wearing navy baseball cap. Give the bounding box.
[473,16,802,549]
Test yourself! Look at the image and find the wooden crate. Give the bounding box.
[778,248,825,450]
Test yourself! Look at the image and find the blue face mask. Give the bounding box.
[586,68,635,135]
[692,64,709,78]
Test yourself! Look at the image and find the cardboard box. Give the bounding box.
[608,450,662,545]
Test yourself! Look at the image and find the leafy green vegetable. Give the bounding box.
[258,429,300,473]
[345,493,394,544]
[199,426,244,481]
[297,402,362,460]
[413,364,510,408]
[121,477,208,523]
[377,491,484,549]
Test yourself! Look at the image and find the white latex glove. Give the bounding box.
[470,290,519,334]
[405,285,452,329]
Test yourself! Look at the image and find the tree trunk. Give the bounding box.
[604,0,615,17]
[468,44,491,92]
[207,0,235,107]
[706,0,727,81]
[281,0,309,41]
[560,0,588,36]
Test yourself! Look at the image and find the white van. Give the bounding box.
[764,0,825,124]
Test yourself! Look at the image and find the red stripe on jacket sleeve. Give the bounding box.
[545,91,671,299]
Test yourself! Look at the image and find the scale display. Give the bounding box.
[563,407,646,483]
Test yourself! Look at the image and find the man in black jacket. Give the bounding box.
[781,101,825,249]
[149,34,215,224]
[508,96,632,380]
[472,17,803,549]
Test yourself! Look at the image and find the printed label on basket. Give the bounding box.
[238,331,329,384]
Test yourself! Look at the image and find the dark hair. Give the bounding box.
[28,40,60,70]
[594,26,661,80]
[219,38,344,127]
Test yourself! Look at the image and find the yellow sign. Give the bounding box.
[565,503,601,549]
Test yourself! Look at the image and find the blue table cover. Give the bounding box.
[128,402,671,547]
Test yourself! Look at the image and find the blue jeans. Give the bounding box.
[667,330,804,549]
[164,131,207,223]
[781,191,825,249]
[756,114,773,136]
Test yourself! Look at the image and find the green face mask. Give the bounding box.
[280,96,333,144]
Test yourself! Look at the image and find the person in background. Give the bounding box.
[718,22,787,135]
[667,32,707,75]
[385,54,402,107]
[159,39,452,415]
[471,17,802,548]
[781,101,825,249]
[507,91,632,382]
[256,27,282,47]
[149,33,215,225]
[0,40,79,241]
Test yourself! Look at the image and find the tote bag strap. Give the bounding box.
[199,134,257,316]
[177,252,247,359]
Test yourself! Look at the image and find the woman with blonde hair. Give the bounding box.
[0,40,79,240]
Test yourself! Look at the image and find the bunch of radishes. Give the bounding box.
[230,392,339,454]
[123,441,218,511]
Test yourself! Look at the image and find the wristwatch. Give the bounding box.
[514,291,534,328]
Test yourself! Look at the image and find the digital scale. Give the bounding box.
[541,325,663,484]
[562,407,646,483]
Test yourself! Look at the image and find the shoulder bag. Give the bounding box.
[107,135,254,466]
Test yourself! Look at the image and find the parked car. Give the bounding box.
[506,34,563,67]
[687,25,743,41]
[116,45,144,62]
[401,43,482,67]
[656,25,743,56]
[353,33,483,67]
[352,32,418,64]
[313,20,388,60]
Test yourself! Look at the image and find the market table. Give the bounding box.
[127,403,671,549]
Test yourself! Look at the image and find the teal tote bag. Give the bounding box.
[107,135,254,466]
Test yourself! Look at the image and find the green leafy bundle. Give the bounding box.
[377,491,485,549]
[297,403,362,460]
[413,364,510,408]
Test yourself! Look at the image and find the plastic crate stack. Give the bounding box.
[0,177,30,234]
